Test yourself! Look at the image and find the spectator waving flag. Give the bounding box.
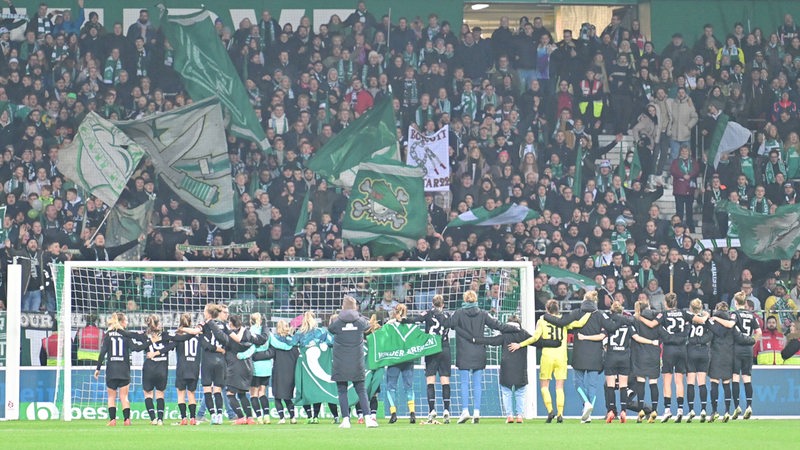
[446,203,540,228]
[293,344,383,406]
[538,265,599,291]
[155,5,269,150]
[307,97,400,188]
[718,200,800,261]
[115,97,236,229]
[366,322,442,369]
[708,113,752,168]
[343,157,426,256]
[105,200,154,261]
[57,112,146,206]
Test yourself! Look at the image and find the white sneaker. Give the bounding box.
[457,410,471,424]
[442,410,450,424]
[365,416,379,428]
[660,412,672,423]
[339,417,351,429]
[580,402,593,422]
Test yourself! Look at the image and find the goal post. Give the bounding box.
[54,260,536,420]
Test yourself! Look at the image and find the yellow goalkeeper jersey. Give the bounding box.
[521,313,591,360]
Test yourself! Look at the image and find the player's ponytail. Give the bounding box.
[634,300,648,318]
[250,312,263,327]
[584,290,599,303]
[276,320,292,337]
[107,313,121,331]
[665,292,678,309]
[300,311,317,333]
[689,298,703,314]
[179,313,192,328]
[545,299,560,315]
[733,291,747,307]
[394,304,408,321]
[715,301,729,312]
[146,314,161,340]
[368,314,382,334]
[432,294,444,310]
[229,315,243,330]
[204,303,221,319]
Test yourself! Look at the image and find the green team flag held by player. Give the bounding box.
[293,344,384,406]
[367,322,442,370]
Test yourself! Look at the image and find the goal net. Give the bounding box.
[53,261,535,421]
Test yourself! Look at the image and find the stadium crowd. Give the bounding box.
[0,1,798,360]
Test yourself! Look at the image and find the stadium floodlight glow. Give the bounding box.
[471,3,490,11]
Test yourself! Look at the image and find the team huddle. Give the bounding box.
[93,288,761,426]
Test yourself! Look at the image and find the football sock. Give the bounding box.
[407,400,415,415]
[699,384,708,411]
[239,393,252,417]
[276,399,285,419]
[576,386,590,404]
[387,389,396,409]
[109,406,117,421]
[619,387,628,411]
[178,403,187,419]
[260,396,270,416]
[649,384,659,412]
[252,398,263,417]
[313,403,321,418]
[604,386,616,413]
[227,393,243,419]
[687,384,695,410]
[370,396,378,416]
[722,383,731,413]
[286,400,295,418]
[677,397,684,411]
[744,382,753,408]
[732,381,740,408]
[634,381,646,410]
[442,384,451,412]
[189,403,197,419]
[540,387,553,413]
[145,398,155,421]
[555,388,565,416]
[123,408,130,420]
[303,404,312,418]
[156,398,165,421]
[204,392,214,414]
[664,396,671,412]
[328,403,339,419]
[427,384,436,412]
[710,382,719,413]
[213,393,224,415]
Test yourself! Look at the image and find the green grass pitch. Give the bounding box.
[3,418,797,449]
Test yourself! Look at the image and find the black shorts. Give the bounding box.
[251,376,270,388]
[142,370,168,392]
[106,378,130,390]
[176,378,198,391]
[201,360,226,387]
[661,346,688,374]
[687,346,710,373]
[708,357,733,380]
[424,350,451,378]
[603,353,631,376]
[733,351,753,376]
[632,353,660,379]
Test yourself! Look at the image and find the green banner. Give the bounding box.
[293,344,383,406]
[366,323,441,370]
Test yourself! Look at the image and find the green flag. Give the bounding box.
[447,203,540,228]
[0,206,7,244]
[343,157,425,256]
[105,199,153,261]
[708,114,751,168]
[294,189,311,236]
[574,145,584,193]
[307,97,399,188]
[116,97,236,229]
[367,322,442,370]
[718,200,800,261]
[623,148,642,188]
[538,265,599,291]
[156,6,268,149]
[56,112,146,206]
[293,344,384,406]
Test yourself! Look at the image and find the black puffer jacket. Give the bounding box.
[329,309,370,382]
[545,300,619,371]
[474,322,531,388]
[446,304,513,370]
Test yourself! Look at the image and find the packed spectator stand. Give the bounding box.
[0,1,798,363]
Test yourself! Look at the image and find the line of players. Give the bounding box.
[528,290,760,424]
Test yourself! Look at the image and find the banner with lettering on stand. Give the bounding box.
[407,125,450,192]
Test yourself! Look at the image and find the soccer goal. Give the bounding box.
[50,260,536,421]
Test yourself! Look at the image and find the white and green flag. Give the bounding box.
[156,6,268,149]
[57,112,146,206]
[447,203,540,228]
[293,344,384,406]
[115,97,235,229]
[538,265,599,290]
[708,114,752,168]
[343,157,425,256]
[106,199,153,261]
[718,200,800,261]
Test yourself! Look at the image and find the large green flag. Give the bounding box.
[446,203,540,228]
[105,200,153,261]
[115,97,236,229]
[342,157,426,256]
[307,97,399,188]
[293,344,384,406]
[56,112,146,206]
[156,6,268,149]
[718,200,800,261]
[366,322,442,370]
[538,265,599,291]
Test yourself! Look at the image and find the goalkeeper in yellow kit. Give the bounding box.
[509,299,591,423]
